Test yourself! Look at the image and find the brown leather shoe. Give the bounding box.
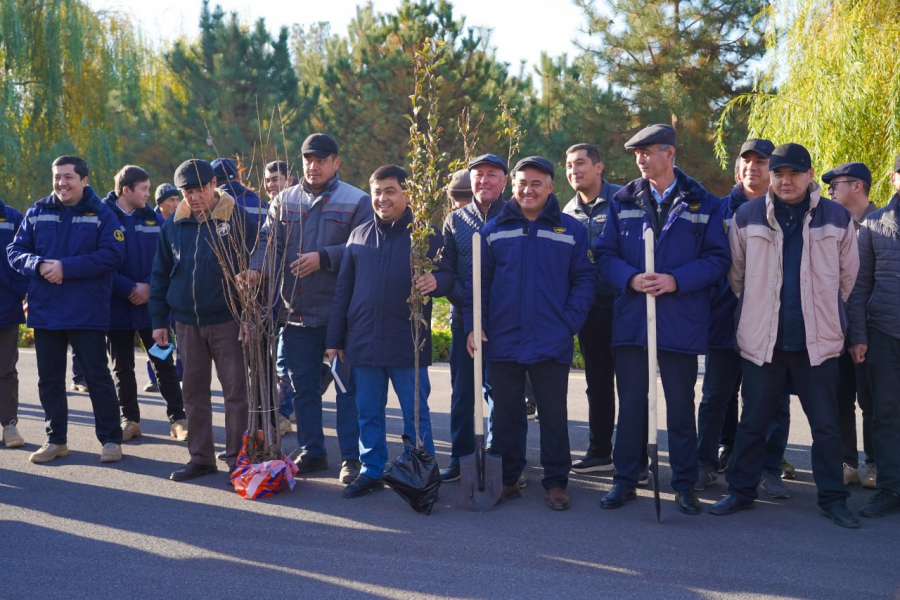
[546,487,570,511]
[499,483,521,503]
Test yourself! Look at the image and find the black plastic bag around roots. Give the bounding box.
[384,435,442,515]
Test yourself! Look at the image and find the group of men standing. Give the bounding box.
[2,125,899,526]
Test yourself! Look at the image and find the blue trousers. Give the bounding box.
[356,366,434,478]
[36,329,122,445]
[614,346,699,492]
[281,325,358,461]
[728,352,847,507]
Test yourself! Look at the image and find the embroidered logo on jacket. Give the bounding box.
[113,230,125,242]
[216,222,231,237]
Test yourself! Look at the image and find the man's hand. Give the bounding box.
[466,330,488,358]
[290,252,321,278]
[631,272,676,296]
[152,328,169,347]
[849,343,867,364]
[39,260,63,284]
[415,273,437,295]
[128,282,150,305]
[236,269,261,291]
[326,348,345,364]
[629,273,646,293]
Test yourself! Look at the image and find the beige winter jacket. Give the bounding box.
[728,184,859,366]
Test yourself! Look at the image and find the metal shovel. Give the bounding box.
[460,232,503,511]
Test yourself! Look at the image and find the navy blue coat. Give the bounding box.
[0,200,27,328]
[595,169,731,355]
[218,180,267,227]
[466,195,595,365]
[150,192,257,329]
[326,208,453,368]
[103,192,164,330]
[8,186,125,330]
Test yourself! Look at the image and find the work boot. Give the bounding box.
[2,420,25,448]
[340,460,361,484]
[100,443,122,463]
[760,470,790,499]
[170,419,188,441]
[862,463,877,489]
[121,420,142,442]
[29,443,69,463]
[843,463,861,486]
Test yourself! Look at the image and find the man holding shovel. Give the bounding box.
[595,124,730,515]
[466,156,595,511]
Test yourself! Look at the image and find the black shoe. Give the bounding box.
[440,463,461,482]
[342,474,384,498]
[216,451,227,462]
[170,462,218,481]
[572,455,614,474]
[526,403,537,420]
[709,494,754,516]
[821,502,860,529]
[294,453,328,475]
[694,465,718,491]
[717,445,732,473]
[675,489,701,515]
[860,490,900,518]
[637,466,650,487]
[600,484,636,509]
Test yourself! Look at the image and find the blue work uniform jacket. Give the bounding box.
[218,180,267,227]
[8,186,125,330]
[595,168,731,355]
[0,200,27,328]
[103,191,164,330]
[326,208,453,368]
[466,195,595,365]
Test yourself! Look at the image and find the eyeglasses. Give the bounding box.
[828,179,858,192]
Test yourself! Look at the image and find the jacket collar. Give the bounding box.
[36,185,104,213]
[461,197,505,222]
[569,179,617,212]
[496,193,564,227]
[616,168,709,207]
[103,191,158,221]
[764,183,822,226]
[375,206,413,234]
[300,174,340,197]
[173,190,236,223]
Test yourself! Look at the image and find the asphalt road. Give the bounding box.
[2,348,898,599]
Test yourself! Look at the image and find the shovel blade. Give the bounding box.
[459,451,503,512]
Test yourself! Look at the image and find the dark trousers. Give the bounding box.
[837,351,874,467]
[698,349,790,472]
[107,328,185,423]
[176,321,248,469]
[490,360,570,490]
[448,317,494,464]
[71,350,84,385]
[728,352,847,506]
[614,346,698,492]
[720,382,739,448]
[34,329,122,445]
[864,329,900,495]
[577,303,616,459]
[0,325,19,426]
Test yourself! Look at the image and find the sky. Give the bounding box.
[86,0,591,71]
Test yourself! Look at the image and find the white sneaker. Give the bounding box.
[862,463,877,489]
[29,442,69,463]
[843,463,861,486]
[100,443,122,463]
[2,420,25,447]
[121,420,142,441]
[170,419,188,441]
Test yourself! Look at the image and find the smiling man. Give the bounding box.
[326,165,453,499]
[8,155,125,464]
[712,143,861,528]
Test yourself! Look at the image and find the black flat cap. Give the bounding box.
[174,159,215,190]
[467,153,509,175]
[624,124,676,151]
[154,183,179,204]
[739,139,775,159]
[211,158,239,181]
[301,133,338,158]
[512,156,554,179]
[769,143,812,172]
[821,162,871,186]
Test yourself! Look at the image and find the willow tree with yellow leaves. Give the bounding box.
[717,0,900,203]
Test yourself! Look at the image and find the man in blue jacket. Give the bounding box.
[326,165,453,498]
[244,134,372,486]
[211,158,267,228]
[150,159,256,481]
[563,143,626,474]
[466,156,595,511]
[596,125,730,515]
[103,165,186,444]
[8,155,126,464]
[0,196,27,449]
[439,154,508,483]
